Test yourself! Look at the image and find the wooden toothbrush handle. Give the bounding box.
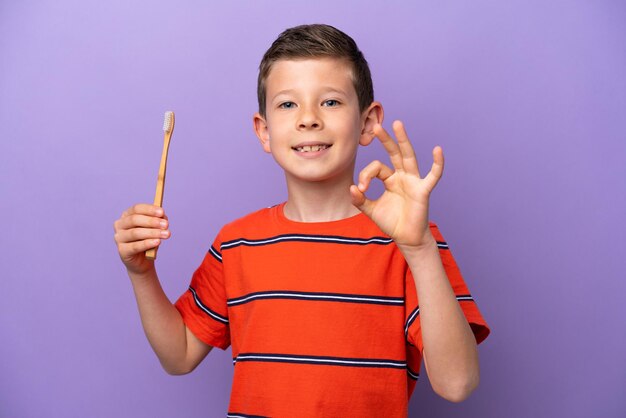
[146,129,173,260]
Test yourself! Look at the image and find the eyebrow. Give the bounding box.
[270,87,350,102]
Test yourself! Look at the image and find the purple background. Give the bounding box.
[1,1,625,417]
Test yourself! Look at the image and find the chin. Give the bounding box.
[287,167,353,184]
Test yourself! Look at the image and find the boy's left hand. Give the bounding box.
[350,120,444,251]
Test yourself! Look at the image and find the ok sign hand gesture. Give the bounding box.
[350,121,444,251]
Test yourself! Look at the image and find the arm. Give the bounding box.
[350,121,479,402]
[114,204,212,375]
[401,239,479,402]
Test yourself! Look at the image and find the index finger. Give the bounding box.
[373,124,404,171]
[123,203,164,218]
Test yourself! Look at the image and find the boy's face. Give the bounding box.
[253,57,382,185]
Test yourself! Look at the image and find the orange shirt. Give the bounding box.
[175,203,490,417]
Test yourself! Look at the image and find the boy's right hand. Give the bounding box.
[113,204,171,275]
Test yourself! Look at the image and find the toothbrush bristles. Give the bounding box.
[163,111,174,133]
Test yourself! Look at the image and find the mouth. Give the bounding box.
[292,144,332,153]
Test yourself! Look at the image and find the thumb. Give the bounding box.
[350,184,376,218]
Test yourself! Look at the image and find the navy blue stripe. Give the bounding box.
[233,353,406,369]
[404,307,420,341]
[227,413,268,418]
[188,286,229,325]
[404,295,475,343]
[228,290,404,307]
[221,233,393,250]
[407,366,420,380]
[219,236,447,251]
[209,245,222,263]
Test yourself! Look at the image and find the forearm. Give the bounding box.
[400,235,479,402]
[127,267,191,374]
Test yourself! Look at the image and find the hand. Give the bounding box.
[113,204,171,275]
[350,120,444,251]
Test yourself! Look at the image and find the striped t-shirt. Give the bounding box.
[175,203,490,417]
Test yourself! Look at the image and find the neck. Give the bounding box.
[283,171,361,223]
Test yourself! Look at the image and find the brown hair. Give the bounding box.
[257,24,374,118]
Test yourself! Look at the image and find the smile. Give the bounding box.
[293,144,331,153]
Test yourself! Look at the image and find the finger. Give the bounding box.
[117,213,168,231]
[115,227,170,244]
[373,124,404,171]
[350,184,376,218]
[392,120,420,177]
[423,146,445,192]
[123,204,164,218]
[119,239,161,258]
[357,160,394,193]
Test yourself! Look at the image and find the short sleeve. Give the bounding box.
[174,235,231,350]
[404,222,490,354]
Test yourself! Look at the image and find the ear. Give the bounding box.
[359,101,384,146]
[253,112,272,153]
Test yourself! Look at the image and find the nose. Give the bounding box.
[297,105,323,130]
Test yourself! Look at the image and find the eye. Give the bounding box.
[279,101,296,109]
[323,99,340,107]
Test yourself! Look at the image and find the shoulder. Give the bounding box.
[216,204,280,243]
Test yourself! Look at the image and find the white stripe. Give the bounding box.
[405,308,420,338]
[209,246,222,261]
[236,354,405,368]
[222,235,392,248]
[405,295,471,335]
[190,288,228,324]
[405,308,420,330]
[229,292,403,305]
[407,370,420,380]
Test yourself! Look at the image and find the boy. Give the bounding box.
[113,24,489,417]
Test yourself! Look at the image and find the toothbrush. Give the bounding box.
[146,111,175,260]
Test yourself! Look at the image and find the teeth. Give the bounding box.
[295,145,329,152]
